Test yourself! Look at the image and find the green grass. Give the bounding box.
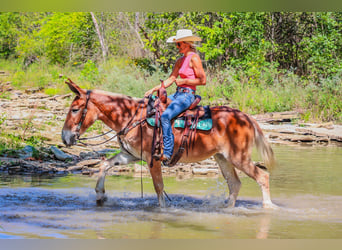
[1,57,341,123]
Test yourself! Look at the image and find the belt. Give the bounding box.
[177,87,195,94]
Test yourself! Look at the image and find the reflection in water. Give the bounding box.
[0,144,341,239]
[256,215,271,239]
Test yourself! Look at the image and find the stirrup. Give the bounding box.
[162,156,171,167]
[153,154,171,166]
[152,153,163,161]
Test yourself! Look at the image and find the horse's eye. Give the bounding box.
[71,108,79,113]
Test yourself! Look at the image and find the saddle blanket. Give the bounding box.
[146,117,212,131]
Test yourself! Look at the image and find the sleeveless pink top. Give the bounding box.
[178,52,196,91]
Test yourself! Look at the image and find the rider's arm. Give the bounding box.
[144,58,182,97]
[175,54,206,87]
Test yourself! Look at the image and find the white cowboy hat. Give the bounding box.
[166,29,202,43]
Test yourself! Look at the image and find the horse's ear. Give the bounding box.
[65,78,85,97]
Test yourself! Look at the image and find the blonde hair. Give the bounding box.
[184,41,197,52]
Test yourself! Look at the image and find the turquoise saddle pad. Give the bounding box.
[146,117,212,131]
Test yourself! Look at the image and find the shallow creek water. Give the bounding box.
[0,144,341,239]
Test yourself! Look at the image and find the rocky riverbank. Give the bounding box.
[0,87,341,177]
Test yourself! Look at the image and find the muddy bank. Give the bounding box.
[0,89,341,177]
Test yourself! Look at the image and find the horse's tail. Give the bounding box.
[251,118,276,171]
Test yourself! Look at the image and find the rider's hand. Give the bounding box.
[175,79,184,86]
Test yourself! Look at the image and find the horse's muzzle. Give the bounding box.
[61,130,77,146]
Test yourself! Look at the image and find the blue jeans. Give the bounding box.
[160,90,195,158]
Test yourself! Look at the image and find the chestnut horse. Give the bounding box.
[62,79,276,209]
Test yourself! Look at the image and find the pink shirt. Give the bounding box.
[178,52,196,91]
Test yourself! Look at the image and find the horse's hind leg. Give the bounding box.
[214,153,241,208]
[232,156,275,209]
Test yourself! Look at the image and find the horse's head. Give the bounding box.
[62,79,98,146]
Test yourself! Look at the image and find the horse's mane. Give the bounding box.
[93,89,142,102]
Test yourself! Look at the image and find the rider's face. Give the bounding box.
[176,42,189,54]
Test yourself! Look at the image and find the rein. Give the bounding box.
[75,90,116,147]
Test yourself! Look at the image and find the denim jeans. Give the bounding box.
[160,90,195,158]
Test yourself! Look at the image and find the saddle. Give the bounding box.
[147,81,211,167]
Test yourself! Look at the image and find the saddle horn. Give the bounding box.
[158,79,167,103]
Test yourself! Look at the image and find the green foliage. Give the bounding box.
[0,114,6,126]
[44,88,60,96]
[100,57,168,97]
[0,112,44,152]
[132,58,156,75]
[0,11,341,123]
[39,12,99,65]
[0,133,24,151]
[105,150,121,159]
[79,60,100,83]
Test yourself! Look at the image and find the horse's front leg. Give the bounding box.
[95,160,111,205]
[95,151,139,205]
[148,158,165,207]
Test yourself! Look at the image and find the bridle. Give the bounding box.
[75,90,147,147]
[75,90,92,140]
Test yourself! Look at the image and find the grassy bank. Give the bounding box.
[1,58,341,124]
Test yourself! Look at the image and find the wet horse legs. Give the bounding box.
[95,152,166,208]
[232,156,276,209]
[214,153,241,208]
[149,158,165,207]
[95,160,111,205]
[95,151,139,205]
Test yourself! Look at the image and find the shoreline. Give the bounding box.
[0,91,341,178]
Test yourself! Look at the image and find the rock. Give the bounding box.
[290,135,316,142]
[96,149,119,156]
[8,165,21,174]
[134,164,148,173]
[79,151,98,159]
[253,111,300,123]
[177,165,191,173]
[192,167,219,175]
[313,122,334,130]
[18,145,35,159]
[76,159,101,168]
[50,146,73,161]
[81,167,91,175]
[24,87,43,94]
[67,165,83,172]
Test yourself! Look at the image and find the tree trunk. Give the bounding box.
[90,12,107,60]
[120,12,145,49]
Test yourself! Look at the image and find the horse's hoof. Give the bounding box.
[96,199,104,206]
[226,200,236,208]
[96,196,107,206]
[263,202,278,209]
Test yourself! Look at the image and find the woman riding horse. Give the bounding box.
[144,29,206,166]
[62,78,276,209]
[62,29,276,209]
